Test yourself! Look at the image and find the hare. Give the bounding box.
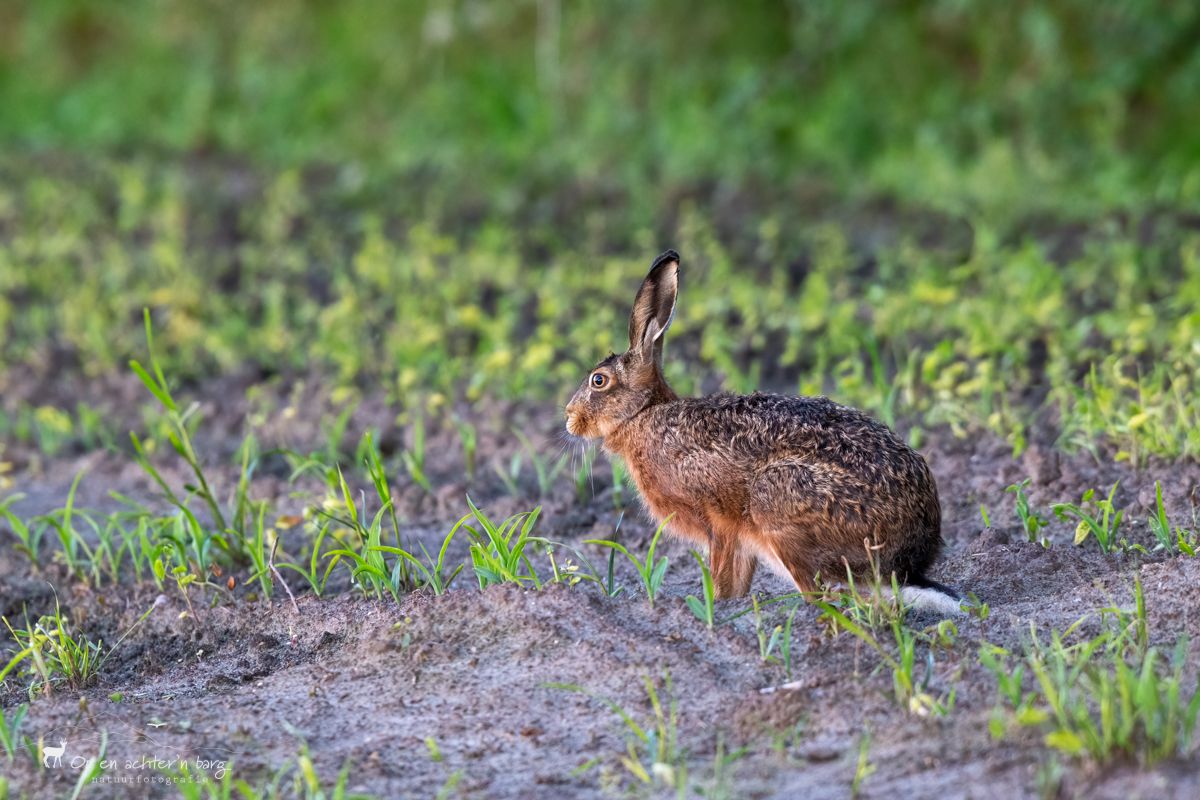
[565,250,961,614]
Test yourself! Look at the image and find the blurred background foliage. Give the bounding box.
[1,0,1199,461]
[3,0,1200,216]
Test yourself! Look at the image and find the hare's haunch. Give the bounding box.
[565,250,962,615]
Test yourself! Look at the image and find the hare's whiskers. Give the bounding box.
[588,455,596,500]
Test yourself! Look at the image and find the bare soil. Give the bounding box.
[3,370,1200,800]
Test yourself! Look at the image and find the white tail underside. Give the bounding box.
[897,585,966,616]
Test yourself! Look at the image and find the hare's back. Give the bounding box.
[673,393,923,477]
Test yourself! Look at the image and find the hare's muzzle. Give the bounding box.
[564,397,589,438]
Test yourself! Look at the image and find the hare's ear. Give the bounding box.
[628,249,680,367]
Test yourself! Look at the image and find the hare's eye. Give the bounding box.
[590,372,608,389]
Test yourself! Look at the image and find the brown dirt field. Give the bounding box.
[3,373,1200,799]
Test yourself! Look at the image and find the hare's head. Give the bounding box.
[565,250,680,440]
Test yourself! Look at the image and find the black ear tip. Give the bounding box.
[650,249,681,271]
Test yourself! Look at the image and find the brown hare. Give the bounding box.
[565,250,962,615]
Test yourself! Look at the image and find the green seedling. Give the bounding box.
[541,540,601,589]
[285,742,365,800]
[170,562,202,621]
[155,505,223,578]
[355,428,381,472]
[493,451,524,497]
[130,309,236,551]
[1091,574,1151,666]
[363,433,412,585]
[372,522,464,596]
[462,498,543,589]
[320,466,413,602]
[34,470,95,578]
[81,511,129,586]
[435,772,464,800]
[1052,482,1125,553]
[0,703,28,764]
[321,402,358,466]
[228,438,268,563]
[169,740,374,800]
[962,592,991,620]
[549,672,685,793]
[168,760,244,799]
[1035,756,1065,800]
[610,459,628,509]
[983,580,1200,765]
[587,516,671,609]
[814,550,907,632]
[400,409,433,494]
[232,434,262,547]
[850,728,875,799]
[514,429,568,496]
[275,522,335,599]
[1030,630,1199,763]
[685,551,716,629]
[1006,478,1049,547]
[979,643,1035,739]
[602,548,623,597]
[0,494,43,563]
[1147,481,1172,551]
[704,733,750,800]
[754,595,799,680]
[28,404,75,456]
[453,415,478,483]
[1,597,155,698]
[1147,481,1198,556]
[121,508,174,591]
[68,730,107,800]
[814,573,956,717]
[2,605,102,695]
[863,333,900,429]
[243,502,275,601]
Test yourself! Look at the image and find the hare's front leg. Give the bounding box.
[710,534,757,599]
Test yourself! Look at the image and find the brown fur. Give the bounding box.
[565,250,945,599]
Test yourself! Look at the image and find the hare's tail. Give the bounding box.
[899,576,965,616]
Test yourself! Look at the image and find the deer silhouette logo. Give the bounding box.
[42,739,66,768]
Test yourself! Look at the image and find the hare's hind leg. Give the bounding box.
[750,462,862,595]
[710,534,757,599]
[762,538,819,594]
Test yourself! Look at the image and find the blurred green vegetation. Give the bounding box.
[1,1,1199,463]
[3,1,1200,216]
[2,162,1199,462]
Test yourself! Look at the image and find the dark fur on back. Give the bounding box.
[565,251,949,600]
